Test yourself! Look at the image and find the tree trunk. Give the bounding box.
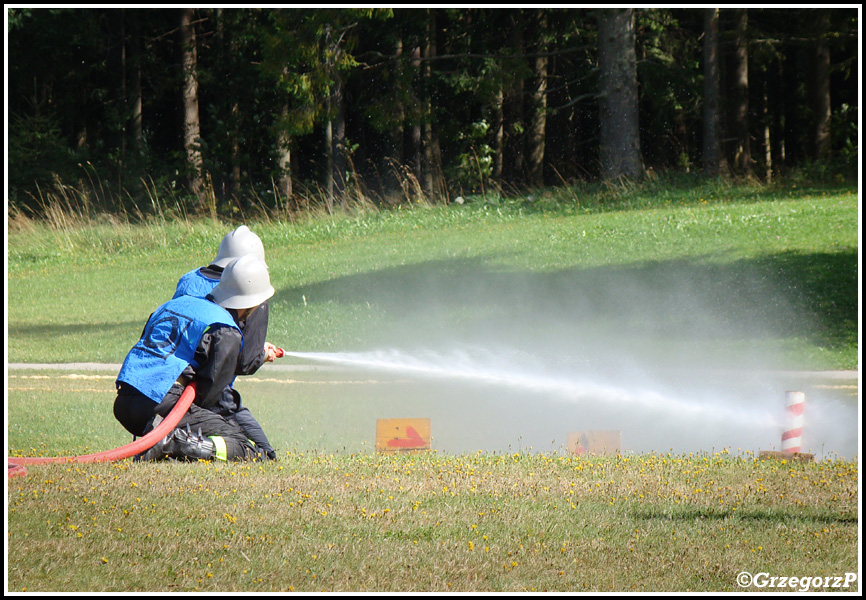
[128,9,143,154]
[507,10,525,184]
[730,8,751,176]
[332,67,347,208]
[492,85,504,181]
[180,8,204,206]
[770,55,787,171]
[215,9,240,198]
[390,36,405,178]
[274,101,293,205]
[325,95,334,212]
[811,9,831,160]
[528,11,548,188]
[229,100,241,198]
[323,24,347,210]
[422,9,443,200]
[108,9,126,190]
[762,77,773,181]
[597,8,642,180]
[702,8,725,177]
[410,43,423,186]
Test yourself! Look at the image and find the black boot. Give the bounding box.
[136,427,216,462]
[135,431,175,462]
[164,427,216,461]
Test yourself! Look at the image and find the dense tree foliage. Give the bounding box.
[7,7,858,217]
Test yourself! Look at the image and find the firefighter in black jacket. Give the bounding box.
[172,225,278,459]
[113,254,276,461]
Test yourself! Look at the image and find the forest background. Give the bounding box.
[6,7,859,219]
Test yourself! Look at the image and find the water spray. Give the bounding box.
[277,348,784,431]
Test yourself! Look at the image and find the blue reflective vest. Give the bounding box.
[117,295,240,403]
[172,266,242,389]
[173,267,220,299]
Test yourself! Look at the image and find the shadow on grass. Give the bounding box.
[274,249,857,360]
[11,249,854,367]
[630,505,858,525]
[7,320,144,339]
[7,321,144,362]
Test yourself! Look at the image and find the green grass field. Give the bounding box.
[6,179,861,592]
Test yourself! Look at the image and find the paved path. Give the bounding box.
[7,362,342,373]
[6,363,860,380]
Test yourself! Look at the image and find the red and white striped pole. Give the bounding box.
[781,391,805,453]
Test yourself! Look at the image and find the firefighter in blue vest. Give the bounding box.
[172,225,278,459]
[114,254,275,461]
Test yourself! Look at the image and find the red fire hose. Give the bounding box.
[7,383,197,478]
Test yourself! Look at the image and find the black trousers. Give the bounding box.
[114,383,256,460]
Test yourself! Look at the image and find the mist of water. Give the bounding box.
[280,254,858,458]
[282,347,788,446]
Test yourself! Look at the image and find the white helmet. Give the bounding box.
[212,225,265,268]
[210,255,275,309]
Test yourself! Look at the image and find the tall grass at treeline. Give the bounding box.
[8,160,855,233]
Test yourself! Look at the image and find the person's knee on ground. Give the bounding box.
[137,426,261,462]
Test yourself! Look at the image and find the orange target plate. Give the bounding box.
[567,430,621,456]
[376,418,431,453]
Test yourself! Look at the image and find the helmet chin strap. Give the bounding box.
[232,305,259,323]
